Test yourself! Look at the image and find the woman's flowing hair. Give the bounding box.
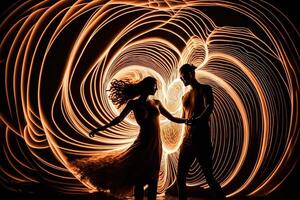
[107,76,157,108]
[107,79,139,108]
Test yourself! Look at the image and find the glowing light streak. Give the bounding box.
[0,0,299,198]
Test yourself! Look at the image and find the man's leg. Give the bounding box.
[177,142,195,200]
[200,158,225,200]
[147,178,158,200]
[134,182,144,200]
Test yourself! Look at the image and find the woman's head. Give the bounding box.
[108,76,157,107]
[138,76,158,95]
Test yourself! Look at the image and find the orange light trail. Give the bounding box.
[0,0,299,198]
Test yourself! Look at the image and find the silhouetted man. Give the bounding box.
[177,64,225,200]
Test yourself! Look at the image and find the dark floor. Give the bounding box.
[0,188,298,200]
[1,181,299,200]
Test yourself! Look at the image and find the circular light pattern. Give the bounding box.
[0,0,299,198]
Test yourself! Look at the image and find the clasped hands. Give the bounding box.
[185,117,195,126]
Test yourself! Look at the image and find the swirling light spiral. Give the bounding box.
[0,0,299,198]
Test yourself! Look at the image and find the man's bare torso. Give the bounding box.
[182,84,211,138]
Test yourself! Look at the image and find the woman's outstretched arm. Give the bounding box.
[157,100,188,124]
[89,100,134,137]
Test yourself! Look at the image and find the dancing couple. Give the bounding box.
[72,64,225,200]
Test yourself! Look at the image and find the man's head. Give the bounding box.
[179,64,197,86]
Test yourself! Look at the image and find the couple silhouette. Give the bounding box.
[72,64,225,200]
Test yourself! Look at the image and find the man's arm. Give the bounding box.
[202,85,214,120]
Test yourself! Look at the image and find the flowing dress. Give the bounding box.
[71,99,162,195]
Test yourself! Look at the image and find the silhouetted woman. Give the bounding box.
[72,76,189,200]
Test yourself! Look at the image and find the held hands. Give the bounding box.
[185,117,195,126]
[185,111,207,125]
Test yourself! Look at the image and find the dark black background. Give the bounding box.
[0,0,299,199]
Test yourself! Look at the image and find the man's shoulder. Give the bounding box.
[182,88,192,97]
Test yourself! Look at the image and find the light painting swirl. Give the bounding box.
[0,0,299,198]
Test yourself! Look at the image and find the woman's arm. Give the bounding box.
[157,100,187,124]
[89,100,134,137]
